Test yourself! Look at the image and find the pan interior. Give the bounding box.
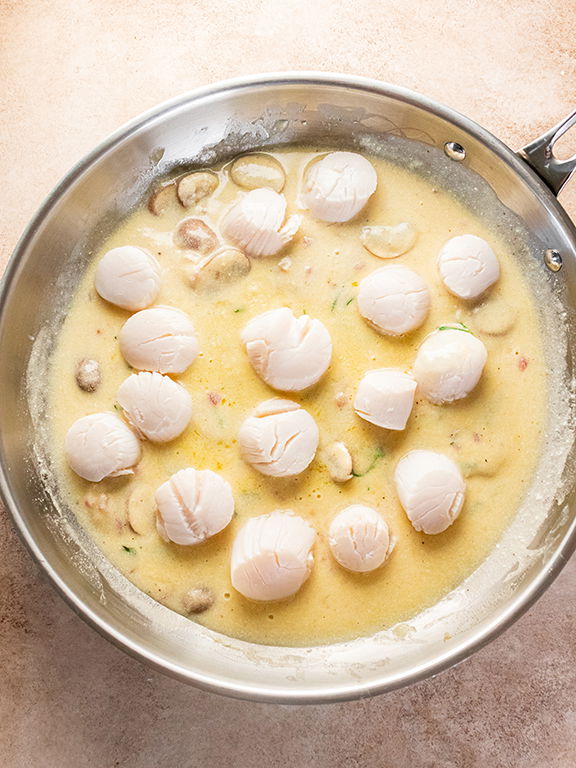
[6,79,575,699]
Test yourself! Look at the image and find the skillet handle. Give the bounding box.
[518,109,576,196]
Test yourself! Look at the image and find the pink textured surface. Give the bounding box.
[0,1,575,766]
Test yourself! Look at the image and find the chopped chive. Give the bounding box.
[345,297,354,306]
[438,322,473,334]
[122,545,136,554]
[352,447,385,477]
[233,308,244,313]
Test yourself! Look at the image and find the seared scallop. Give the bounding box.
[394,450,465,535]
[329,505,394,572]
[241,307,332,391]
[65,412,141,482]
[413,326,487,404]
[231,510,315,601]
[301,152,377,222]
[155,468,234,545]
[358,265,431,336]
[354,369,416,430]
[117,371,192,442]
[119,306,198,374]
[438,234,500,300]
[95,246,161,311]
[221,188,301,257]
[238,399,319,477]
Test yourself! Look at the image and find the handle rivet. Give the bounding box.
[444,141,466,161]
[544,248,563,272]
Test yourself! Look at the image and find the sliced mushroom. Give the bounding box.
[230,153,286,193]
[361,223,417,259]
[148,181,179,216]
[177,171,219,207]
[75,358,101,392]
[470,297,516,336]
[127,484,155,535]
[323,442,353,483]
[182,587,215,614]
[174,217,218,253]
[187,246,251,290]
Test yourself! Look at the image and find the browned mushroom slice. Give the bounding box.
[229,153,286,193]
[187,247,251,290]
[174,217,218,253]
[127,484,155,535]
[182,587,215,614]
[75,358,101,392]
[148,181,179,216]
[177,171,219,207]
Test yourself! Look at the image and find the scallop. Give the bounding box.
[230,153,286,193]
[394,450,466,534]
[95,246,161,311]
[360,223,417,259]
[155,468,234,545]
[119,306,198,374]
[238,399,319,477]
[221,188,301,257]
[438,234,500,300]
[301,151,377,222]
[241,307,332,391]
[177,171,219,207]
[329,505,393,572]
[354,369,417,430]
[231,510,315,601]
[117,371,192,442]
[65,412,141,482]
[413,327,487,404]
[358,265,431,336]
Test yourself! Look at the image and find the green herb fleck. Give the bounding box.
[352,446,385,477]
[438,322,473,334]
[233,308,244,314]
[113,335,118,340]
[122,545,136,554]
[345,297,354,306]
[113,403,120,411]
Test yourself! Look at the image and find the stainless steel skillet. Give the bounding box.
[1,73,575,703]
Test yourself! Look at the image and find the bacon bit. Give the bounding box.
[114,518,126,534]
[518,356,529,371]
[334,391,347,408]
[304,265,313,277]
[473,432,481,443]
[302,236,313,248]
[208,391,221,406]
[354,262,366,271]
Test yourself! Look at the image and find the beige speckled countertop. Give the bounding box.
[1,1,575,766]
